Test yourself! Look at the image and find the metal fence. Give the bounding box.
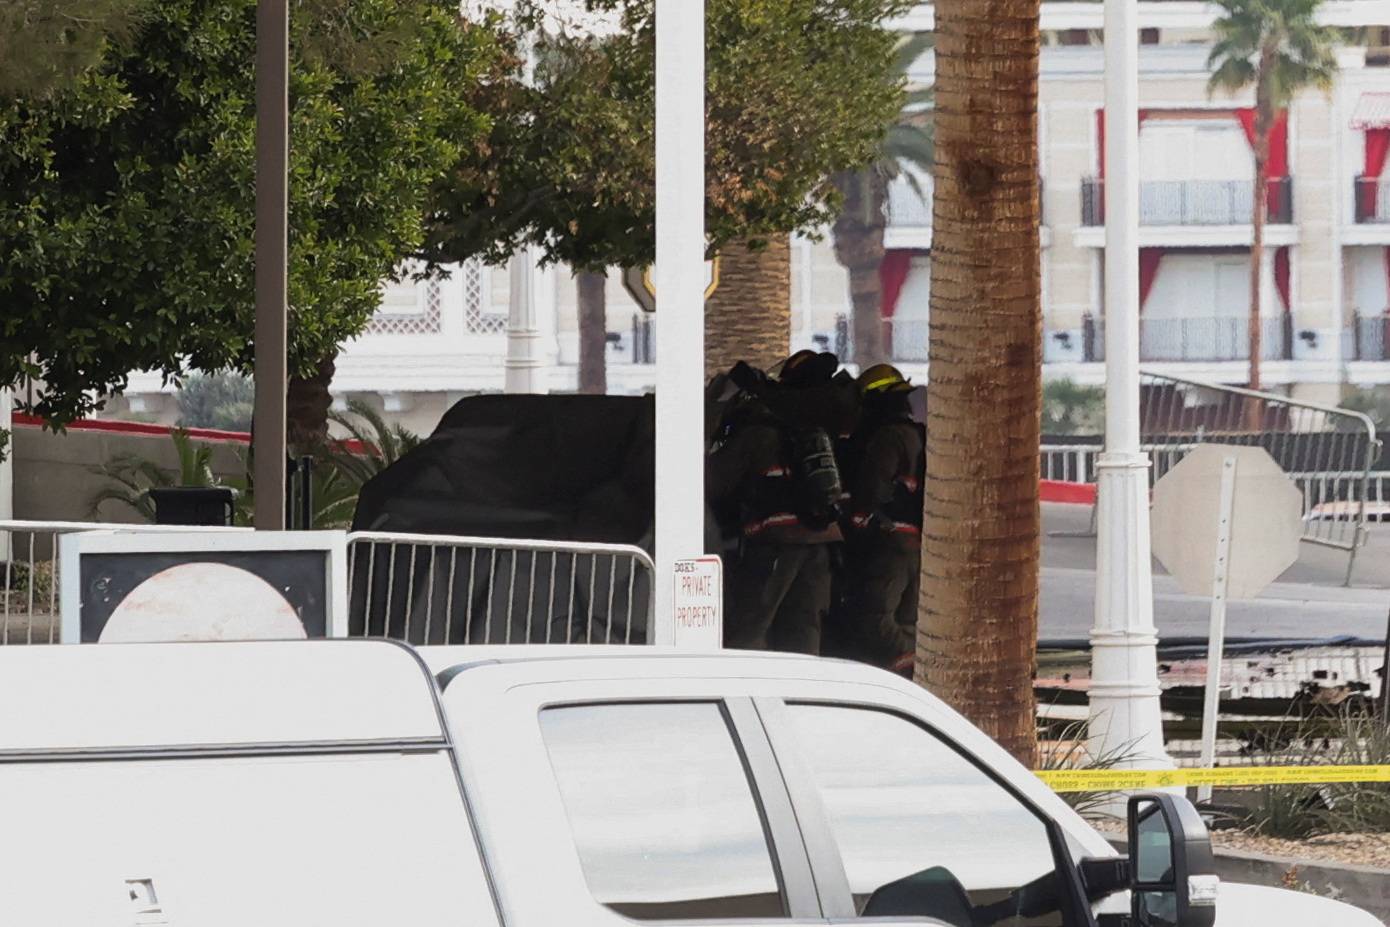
[345,531,655,646]
[0,520,246,645]
[1039,372,1382,582]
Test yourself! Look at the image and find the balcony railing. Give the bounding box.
[1080,177,1293,226]
[829,314,930,363]
[1346,315,1390,360]
[1353,176,1390,223]
[1079,315,1292,363]
[886,176,932,230]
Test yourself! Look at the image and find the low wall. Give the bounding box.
[11,421,246,525]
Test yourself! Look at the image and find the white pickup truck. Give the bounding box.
[0,640,1378,927]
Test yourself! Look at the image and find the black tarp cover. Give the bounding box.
[353,394,656,544]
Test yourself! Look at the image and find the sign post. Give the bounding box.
[1151,445,1303,802]
[652,0,707,645]
[1197,456,1237,803]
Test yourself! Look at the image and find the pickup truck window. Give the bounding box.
[785,704,1071,927]
[540,702,787,920]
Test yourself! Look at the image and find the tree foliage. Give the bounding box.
[1208,0,1339,106]
[424,0,914,271]
[1,0,509,426]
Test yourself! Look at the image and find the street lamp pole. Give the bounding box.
[1089,0,1172,766]
[253,0,289,530]
[652,0,706,642]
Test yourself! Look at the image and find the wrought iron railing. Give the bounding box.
[1080,315,1292,363]
[1081,177,1293,226]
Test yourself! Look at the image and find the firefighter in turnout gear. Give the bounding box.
[706,351,851,655]
[837,363,924,667]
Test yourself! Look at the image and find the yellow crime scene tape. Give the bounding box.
[1036,765,1390,793]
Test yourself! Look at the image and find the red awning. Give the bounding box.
[1351,93,1390,130]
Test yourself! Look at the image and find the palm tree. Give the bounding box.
[914,0,1043,767]
[831,35,934,367]
[1208,0,1337,396]
[704,238,792,379]
[576,268,608,393]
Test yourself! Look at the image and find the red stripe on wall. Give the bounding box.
[12,414,369,455]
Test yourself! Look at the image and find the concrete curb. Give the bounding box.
[1107,835,1390,921]
[1212,846,1390,922]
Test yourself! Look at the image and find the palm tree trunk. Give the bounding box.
[1249,144,1267,396]
[832,170,890,367]
[704,237,791,379]
[850,263,887,366]
[286,353,336,455]
[915,0,1042,767]
[1246,74,1275,429]
[576,269,608,395]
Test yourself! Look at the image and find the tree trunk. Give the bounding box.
[832,170,890,367]
[286,353,336,455]
[704,237,792,379]
[915,0,1042,768]
[1246,68,1276,428]
[577,269,608,395]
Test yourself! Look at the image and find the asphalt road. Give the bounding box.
[1039,502,1390,644]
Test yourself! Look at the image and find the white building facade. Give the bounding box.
[109,1,1390,433]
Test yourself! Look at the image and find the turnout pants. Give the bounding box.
[839,537,919,666]
[725,542,832,655]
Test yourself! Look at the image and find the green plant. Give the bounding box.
[1035,717,1145,822]
[1042,378,1105,435]
[88,430,226,521]
[1236,706,1390,838]
[270,399,422,528]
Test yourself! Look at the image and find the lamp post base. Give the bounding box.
[1088,451,1173,768]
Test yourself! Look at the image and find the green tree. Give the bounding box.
[1041,378,1105,436]
[0,0,507,440]
[830,33,934,367]
[1208,0,1337,396]
[424,0,912,371]
[176,372,254,432]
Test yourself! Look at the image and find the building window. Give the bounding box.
[465,260,508,334]
[368,262,444,336]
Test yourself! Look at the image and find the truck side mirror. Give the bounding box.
[1128,793,1219,927]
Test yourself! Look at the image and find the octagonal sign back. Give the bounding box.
[1151,444,1303,600]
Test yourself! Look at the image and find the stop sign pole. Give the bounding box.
[652,0,706,642]
[1197,455,1238,802]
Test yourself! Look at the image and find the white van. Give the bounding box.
[0,640,1379,927]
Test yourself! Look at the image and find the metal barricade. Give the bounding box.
[0,519,245,645]
[1039,444,1100,484]
[345,531,655,646]
[1140,371,1379,573]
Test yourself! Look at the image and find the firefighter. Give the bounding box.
[837,363,924,668]
[706,353,847,655]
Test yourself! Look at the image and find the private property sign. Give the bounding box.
[672,556,722,650]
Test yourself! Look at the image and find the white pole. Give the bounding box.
[1088,0,1173,768]
[504,246,548,394]
[1197,456,1238,803]
[652,0,706,644]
